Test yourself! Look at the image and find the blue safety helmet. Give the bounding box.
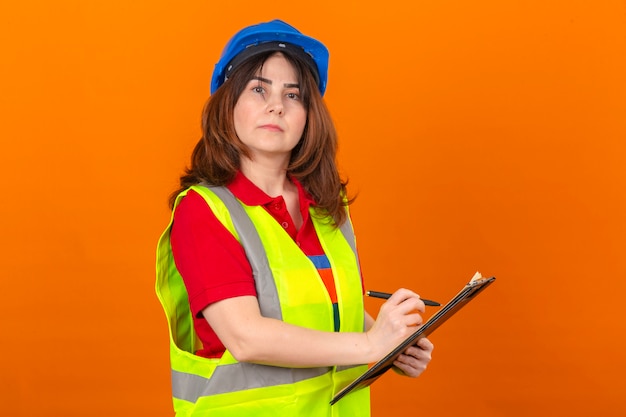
[210,20,329,96]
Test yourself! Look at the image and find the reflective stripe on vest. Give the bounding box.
[172,364,330,401]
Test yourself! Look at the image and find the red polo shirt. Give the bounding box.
[170,171,346,358]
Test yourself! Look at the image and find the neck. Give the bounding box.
[240,157,292,197]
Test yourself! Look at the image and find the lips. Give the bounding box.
[259,124,284,132]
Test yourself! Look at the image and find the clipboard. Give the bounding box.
[331,272,496,405]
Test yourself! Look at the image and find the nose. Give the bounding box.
[266,95,284,116]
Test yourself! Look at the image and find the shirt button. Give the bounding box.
[281,222,289,229]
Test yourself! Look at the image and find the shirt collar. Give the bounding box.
[227,171,316,208]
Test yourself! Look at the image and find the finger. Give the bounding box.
[403,312,424,327]
[392,361,413,377]
[384,294,426,315]
[394,354,417,369]
[384,289,421,307]
[387,288,420,302]
[405,298,426,314]
[416,337,434,352]
[403,345,429,361]
[393,354,427,378]
[403,342,433,365]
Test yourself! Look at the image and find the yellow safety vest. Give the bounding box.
[156,185,370,416]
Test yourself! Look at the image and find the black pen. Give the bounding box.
[366,290,441,307]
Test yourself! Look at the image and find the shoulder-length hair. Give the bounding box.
[170,50,353,226]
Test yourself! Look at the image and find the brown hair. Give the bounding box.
[169,51,353,226]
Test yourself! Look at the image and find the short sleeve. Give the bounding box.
[170,190,257,317]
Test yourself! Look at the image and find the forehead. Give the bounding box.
[256,52,299,78]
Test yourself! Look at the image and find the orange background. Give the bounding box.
[1,1,625,416]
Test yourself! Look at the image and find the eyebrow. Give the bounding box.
[252,76,299,89]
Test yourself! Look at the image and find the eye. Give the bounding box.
[252,86,265,94]
[286,92,300,100]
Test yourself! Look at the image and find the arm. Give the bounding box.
[202,288,427,368]
[174,190,431,368]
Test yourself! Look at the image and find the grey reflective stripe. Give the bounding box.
[336,365,359,372]
[172,364,331,402]
[208,185,282,320]
[338,215,361,276]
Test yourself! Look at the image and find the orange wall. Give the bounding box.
[1,1,625,416]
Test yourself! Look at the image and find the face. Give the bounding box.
[233,53,307,165]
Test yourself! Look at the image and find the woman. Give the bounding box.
[156,19,434,416]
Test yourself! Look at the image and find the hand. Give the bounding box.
[366,288,426,360]
[393,337,434,378]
